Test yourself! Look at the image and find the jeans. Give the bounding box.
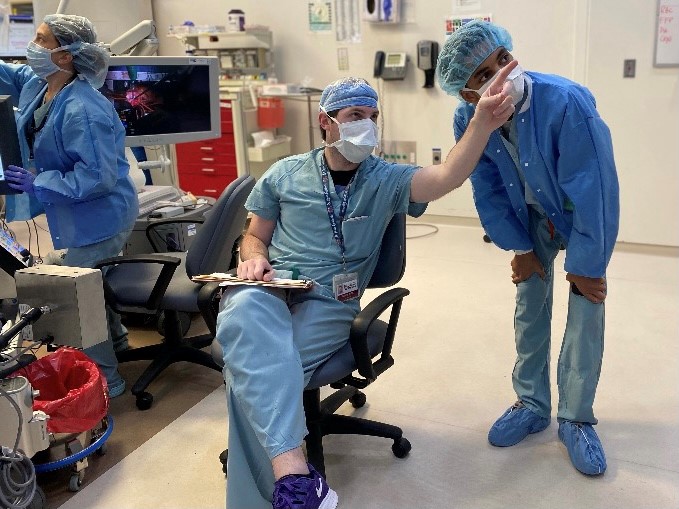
[60,231,130,386]
[512,207,605,423]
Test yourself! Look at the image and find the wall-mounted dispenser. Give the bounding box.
[417,40,439,88]
[362,0,400,23]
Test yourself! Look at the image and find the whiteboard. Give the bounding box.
[655,0,679,66]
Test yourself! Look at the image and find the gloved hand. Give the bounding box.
[4,165,36,194]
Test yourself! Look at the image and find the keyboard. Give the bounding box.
[137,185,181,217]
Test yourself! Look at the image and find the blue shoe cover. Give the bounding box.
[558,421,607,475]
[488,401,550,447]
[107,378,126,399]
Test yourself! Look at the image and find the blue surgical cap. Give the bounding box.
[319,77,378,112]
[44,14,110,89]
[436,20,513,99]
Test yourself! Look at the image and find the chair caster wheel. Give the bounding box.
[482,234,491,243]
[392,437,411,458]
[219,449,228,475]
[69,472,84,492]
[136,392,154,410]
[349,391,367,408]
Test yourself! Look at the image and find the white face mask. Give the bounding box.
[463,64,526,106]
[323,109,379,163]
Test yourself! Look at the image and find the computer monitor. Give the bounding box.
[98,56,221,147]
[0,227,32,276]
[0,95,23,195]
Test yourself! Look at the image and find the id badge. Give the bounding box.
[333,272,359,302]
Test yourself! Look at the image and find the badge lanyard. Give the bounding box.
[320,156,355,271]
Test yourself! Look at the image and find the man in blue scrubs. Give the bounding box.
[216,70,517,509]
[1,14,138,398]
[436,20,619,476]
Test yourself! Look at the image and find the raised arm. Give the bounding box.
[410,60,518,204]
[238,213,276,281]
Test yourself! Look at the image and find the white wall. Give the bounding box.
[152,0,678,247]
[32,0,152,45]
[585,0,679,247]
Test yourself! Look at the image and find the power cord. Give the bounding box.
[29,221,42,264]
[0,385,36,509]
[406,222,439,240]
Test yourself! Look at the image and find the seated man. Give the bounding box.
[216,70,517,509]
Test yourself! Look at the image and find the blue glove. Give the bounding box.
[4,165,36,194]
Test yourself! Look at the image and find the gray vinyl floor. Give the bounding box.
[12,218,679,509]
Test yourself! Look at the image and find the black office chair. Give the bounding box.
[96,175,255,410]
[210,213,412,477]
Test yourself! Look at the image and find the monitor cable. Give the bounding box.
[0,385,37,509]
[29,221,42,264]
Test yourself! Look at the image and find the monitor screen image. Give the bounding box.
[99,56,221,147]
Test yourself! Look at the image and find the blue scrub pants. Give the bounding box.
[216,283,358,509]
[61,231,130,387]
[513,207,605,424]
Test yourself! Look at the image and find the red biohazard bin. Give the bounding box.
[15,347,108,434]
[257,97,285,129]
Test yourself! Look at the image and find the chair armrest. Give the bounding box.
[197,267,238,337]
[145,218,206,253]
[95,254,181,310]
[197,282,222,337]
[349,287,410,381]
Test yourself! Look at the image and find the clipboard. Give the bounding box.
[192,273,313,290]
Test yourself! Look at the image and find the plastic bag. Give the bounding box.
[14,347,109,433]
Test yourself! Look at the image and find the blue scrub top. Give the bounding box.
[246,148,427,293]
[453,71,619,278]
[0,62,138,249]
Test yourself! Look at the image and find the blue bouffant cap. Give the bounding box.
[319,77,378,112]
[436,20,513,99]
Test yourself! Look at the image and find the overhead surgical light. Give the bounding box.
[55,0,158,56]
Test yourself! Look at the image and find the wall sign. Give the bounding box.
[655,0,679,67]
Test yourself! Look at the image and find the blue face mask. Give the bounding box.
[26,41,72,80]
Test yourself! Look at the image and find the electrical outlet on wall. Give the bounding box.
[381,140,417,164]
[623,59,636,78]
[432,148,442,164]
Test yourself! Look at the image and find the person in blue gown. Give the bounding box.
[1,14,138,398]
[437,20,620,476]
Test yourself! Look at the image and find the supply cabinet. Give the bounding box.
[174,99,241,198]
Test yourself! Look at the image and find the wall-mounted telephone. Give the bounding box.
[374,51,408,80]
[417,40,439,88]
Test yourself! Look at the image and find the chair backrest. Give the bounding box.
[184,175,255,277]
[367,213,406,289]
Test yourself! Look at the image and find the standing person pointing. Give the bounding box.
[436,20,619,476]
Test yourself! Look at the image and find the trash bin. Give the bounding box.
[14,348,109,434]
